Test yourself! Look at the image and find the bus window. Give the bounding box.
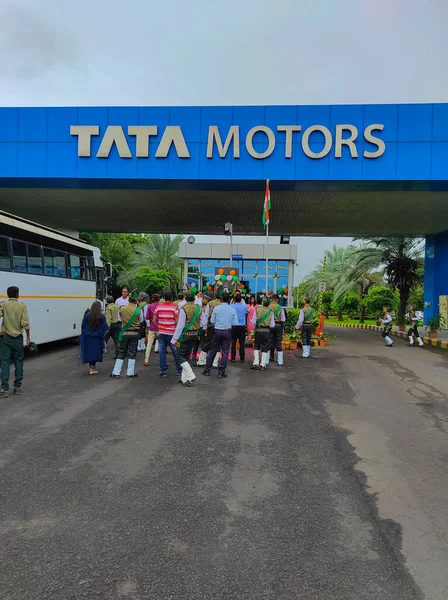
[54,251,67,277]
[70,255,82,279]
[86,256,95,281]
[27,244,43,275]
[12,241,27,273]
[96,268,104,300]
[0,237,11,270]
[44,247,67,277]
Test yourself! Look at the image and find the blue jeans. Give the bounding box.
[158,333,182,375]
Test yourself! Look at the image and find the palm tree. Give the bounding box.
[333,244,383,322]
[118,234,184,290]
[302,245,358,301]
[350,237,424,326]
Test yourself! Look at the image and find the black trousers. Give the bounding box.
[117,333,138,360]
[201,326,215,353]
[139,321,147,340]
[254,328,272,352]
[408,324,421,338]
[105,322,121,357]
[231,325,246,360]
[270,323,283,358]
[301,324,314,346]
[190,337,200,360]
[381,326,392,338]
[178,331,200,365]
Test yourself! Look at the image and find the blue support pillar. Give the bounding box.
[424,231,448,323]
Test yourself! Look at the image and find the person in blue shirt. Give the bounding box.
[230,293,249,363]
[202,292,238,379]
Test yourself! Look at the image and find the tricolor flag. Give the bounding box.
[262,179,271,227]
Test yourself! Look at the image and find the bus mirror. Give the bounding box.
[105,262,113,279]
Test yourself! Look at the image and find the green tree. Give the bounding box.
[322,291,333,313]
[331,291,362,320]
[79,232,145,297]
[362,286,399,317]
[302,244,381,322]
[130,267,171,296]
[350,237,424,326]
[121,234,184,291]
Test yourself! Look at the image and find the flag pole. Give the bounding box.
[265,221,269,296]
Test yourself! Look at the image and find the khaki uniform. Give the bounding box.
[268,301,284,360]
[254,306,273,353]
[301,305,315,354]
[177,301,202,385]
[0,298,30,392]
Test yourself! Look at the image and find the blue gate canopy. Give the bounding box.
[0,103,447,235]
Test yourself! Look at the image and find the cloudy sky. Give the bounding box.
[1,0,447,278]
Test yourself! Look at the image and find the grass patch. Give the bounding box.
[326,316,377,326]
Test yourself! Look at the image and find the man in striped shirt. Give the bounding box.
[153,290,182,378]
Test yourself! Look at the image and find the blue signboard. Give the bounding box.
[0,103,447,183]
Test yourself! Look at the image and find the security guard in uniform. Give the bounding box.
[251,298,275,370]
[171,292,201,386]
[0,286,30,397]
[295,297,315,358]
[268,294,286,366]
[197,292,221,368]
[111,291,141,378]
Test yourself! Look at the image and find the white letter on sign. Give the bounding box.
[70,125,99,157]
[96,126,132,158]
[277,125,302,158]
[302,125,332,159]
[246,126,275,159]
[128,126,158,158]
[363,124,386,158]
[335,124,359,158]
[155,126,190,158]
[207,126,240,158]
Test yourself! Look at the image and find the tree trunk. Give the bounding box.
[397,287,410,327]
[359,304,366,324]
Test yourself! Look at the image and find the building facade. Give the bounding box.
[179,243,297,306]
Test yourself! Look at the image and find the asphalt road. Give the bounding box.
[1,328,447,600]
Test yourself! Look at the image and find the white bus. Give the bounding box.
[0,211,111,347]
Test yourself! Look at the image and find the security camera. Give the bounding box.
[187,236,195,244]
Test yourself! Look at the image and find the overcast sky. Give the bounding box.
[1,0,446,278]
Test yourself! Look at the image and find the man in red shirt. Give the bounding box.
[153,290,182,378]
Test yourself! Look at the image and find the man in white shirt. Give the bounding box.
[115,287,129,322]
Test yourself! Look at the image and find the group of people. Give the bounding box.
[0,284,429,397]
[80,286,316,385]
[378,304,425,347]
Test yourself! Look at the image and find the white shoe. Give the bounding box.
[417,337,424,347]
[127,359,136,377]
[112,358,124,377]
[182,361,197,384]
[197,351,207,367]
[408,336,414,345]
[277,351,284,366]
[261,352,269,368]
[252,349,260,369]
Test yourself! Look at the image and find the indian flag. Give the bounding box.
[262,179,271,227]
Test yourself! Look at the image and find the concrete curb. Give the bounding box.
[328,322,448,350]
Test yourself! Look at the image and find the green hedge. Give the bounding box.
[284,308,319,333]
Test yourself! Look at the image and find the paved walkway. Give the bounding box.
[1,330,447,599]
[329,321,448,349]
